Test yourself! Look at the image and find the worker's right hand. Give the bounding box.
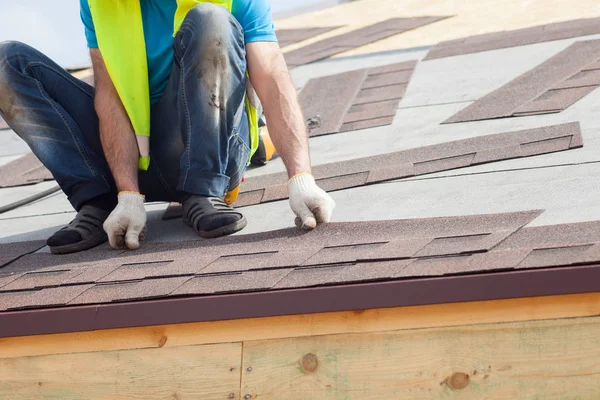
[103,191,147,250]
[288,173,335,230]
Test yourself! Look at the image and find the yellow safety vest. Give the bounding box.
[88,0,261,174]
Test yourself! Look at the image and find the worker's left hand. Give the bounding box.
[103,191,147,250]
[288,173,335,230]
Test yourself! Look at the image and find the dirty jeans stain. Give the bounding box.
[0,3,250,209]
[167,3,250,199]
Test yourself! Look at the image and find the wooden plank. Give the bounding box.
[241,317,600,399]
[0,342,242,400]
[2,292,600,359]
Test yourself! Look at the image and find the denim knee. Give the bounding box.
[0,41,32,121]
[0,41,38,75]
[185,3,234,31]
[177,3,244,48]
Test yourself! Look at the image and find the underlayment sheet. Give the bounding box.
[425,17,600,60]
[162,121,582,219]
[0,115,8,130]
[6,210,600,311]
[0,152,53,188]
[284,17,450,68]
[299,61,417,137]
[276,27,341,47]
[445,40,600,123]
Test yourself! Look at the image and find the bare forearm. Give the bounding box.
[261,69,311,177]
[247,43,311,178]
[90,49,139,193]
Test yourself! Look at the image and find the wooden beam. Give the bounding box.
[0,343,242,400]
[241,316,600,399]
[1,292,599,359]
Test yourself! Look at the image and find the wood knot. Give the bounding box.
[301,353,319,373]
[447,372,470,390]
[158,336,168,348]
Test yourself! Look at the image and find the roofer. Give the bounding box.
[0,1,335,254]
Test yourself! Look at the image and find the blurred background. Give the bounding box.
[0,0,353,69]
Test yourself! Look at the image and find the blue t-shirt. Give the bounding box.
[80,0,277,104]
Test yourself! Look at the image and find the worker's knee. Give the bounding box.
[0,41,28,110]
[0,40,35,66]
[0,41,22,78]
[180,3,242,45]
[0,41,38,82]
[186,3,231,27]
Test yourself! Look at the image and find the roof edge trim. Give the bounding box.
[1,264,599,338]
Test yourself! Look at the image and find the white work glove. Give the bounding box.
[103,191,147,250]
[287,173,335,230]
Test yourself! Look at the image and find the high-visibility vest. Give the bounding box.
[88,0,261,172]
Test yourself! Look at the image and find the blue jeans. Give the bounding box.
[0,4,250,210]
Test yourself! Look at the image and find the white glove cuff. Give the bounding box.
[118,191,145,205]
[287,173,316,195]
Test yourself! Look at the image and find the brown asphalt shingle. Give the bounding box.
[68,277,190,305]
[217,122,583,208]
[284,17,451,67]
[0,152,53,188]
[444,40,600,123]
[0,285,93,312]
[299,61,417,137]
[172,269,293,296]
[0,241,47,280]
[276,27,341,47]
[425,17,600,60]
[0,210,555,311]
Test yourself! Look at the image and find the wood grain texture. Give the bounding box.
[0,343,242,400]
[2,292,600,359]
[241,317,600,399]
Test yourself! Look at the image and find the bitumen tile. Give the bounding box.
[284,17,450,67]
[68,276,190,305]
[276,27,341,47]
[3,20,600,315]
[425,17,600,60]
[0,153,53,188]
[299,61,417,137]
[172,269,292,295]
[445,40,600,123]
[226,122,583,209]
[2,211,600,310]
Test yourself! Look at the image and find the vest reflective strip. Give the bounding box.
[90,0,260,173]
[174,0,233,34]
[89,0,151,170]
